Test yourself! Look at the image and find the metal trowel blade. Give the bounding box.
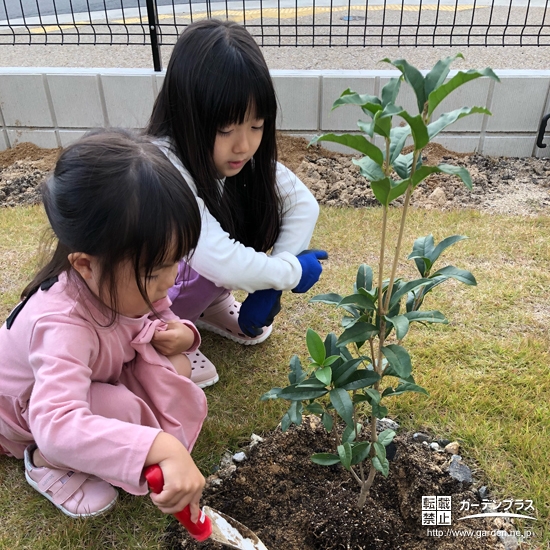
[203,506,269,550]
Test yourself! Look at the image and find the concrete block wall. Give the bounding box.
[1,67,550,157]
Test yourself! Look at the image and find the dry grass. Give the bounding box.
[0,204,549,548]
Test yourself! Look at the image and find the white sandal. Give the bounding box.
[196,293,272,345]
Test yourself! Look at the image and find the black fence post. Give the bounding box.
[145,0,162,72]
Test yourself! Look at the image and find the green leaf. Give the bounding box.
[353,156,386,181]
[310,292,343,305]
[288,354,307,385]
[339,370,380,391]
[324,332,341,360]
[304,402,325,415]
[438,164,472,190]
[332,358,365,387]
[427,67,501,117]
[288,401,303,425]
[382,344,412,379]
[385,314,410,340]
[357,120,375,138]
[393,382,429,396]
[330,388,355,427]
[331,89,382,115]
[356,264,373,291]
[398,111,430,150]
[312,133,384,164]
[372,455,390,477]
[403,310,448,325]
[364,387,381,404]
[373,441,387,461]
[389,278,432,309]
[431,265,477,285]
[336,322,379,347]
[311,453,341,466]
[392,152,415,180]
[278,382,329,401]
[383,57,426,113]
[424,54,464,97]
[389,125,412,163]
[307,328,326,365]
[431,235,468,264]
[342,423,362,444]
[324,355,341,366]
[338,442,353,470]
[428,106,491,140]
[322,412,333,432]
[339,293,376,311]
[381,77,402,106]
[260,387,283,401]
[371,177,410,207]
[281,413,291,432]
[315,366,332,386]
[351,442,371,465]
[378,429,396,447]
[408,234,435,275]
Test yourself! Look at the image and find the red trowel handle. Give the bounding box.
[144,464,212,542]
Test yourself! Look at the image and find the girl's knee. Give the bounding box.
[88,382,150,423]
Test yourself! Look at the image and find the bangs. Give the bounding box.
[200,49,276,131]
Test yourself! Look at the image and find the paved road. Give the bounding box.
[2,0,546,24]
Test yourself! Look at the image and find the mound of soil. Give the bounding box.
[164,418,505,550]
[2,135,550,216]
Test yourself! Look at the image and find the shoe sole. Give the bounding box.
[195,320,272,345]
[195,373,220,389]
[25,470,118,519]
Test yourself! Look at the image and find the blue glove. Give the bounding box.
[238,289,283,338]
[292,249,329,293]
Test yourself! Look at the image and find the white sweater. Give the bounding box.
[157,139,320,293]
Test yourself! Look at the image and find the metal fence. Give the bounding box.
[1,0,550,70]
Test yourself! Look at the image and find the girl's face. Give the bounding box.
[71,253,179,318]
[213,109,264,178]
[113,259,179,318]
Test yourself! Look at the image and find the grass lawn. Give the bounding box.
[0,204,549,549]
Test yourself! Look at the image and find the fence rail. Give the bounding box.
[1,0,549,70]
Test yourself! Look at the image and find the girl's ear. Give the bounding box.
[68,252,96,281]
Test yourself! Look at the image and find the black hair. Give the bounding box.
[23,128,201,324]
[147,19,282,252]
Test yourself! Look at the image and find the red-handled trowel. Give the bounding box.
[144,465,268,550]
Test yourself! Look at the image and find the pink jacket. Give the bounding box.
[0,271,207,494]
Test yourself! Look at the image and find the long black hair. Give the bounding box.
[147,19,282,253]
[23,128,201,323]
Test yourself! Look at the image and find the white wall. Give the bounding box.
[1,67,550,157]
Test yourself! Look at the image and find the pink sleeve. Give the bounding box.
[27,315,161,493]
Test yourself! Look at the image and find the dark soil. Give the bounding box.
[163,418,503,550]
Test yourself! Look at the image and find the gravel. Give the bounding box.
[1,43,548,71]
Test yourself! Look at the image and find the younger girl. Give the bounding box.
[147,19,327,388]
[0,130,207,520]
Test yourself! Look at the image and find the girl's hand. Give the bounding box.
[146,433,205,518]
[151,321,194,356]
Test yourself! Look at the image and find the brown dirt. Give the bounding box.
[2,135,550,215]
[163,418,506,550]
